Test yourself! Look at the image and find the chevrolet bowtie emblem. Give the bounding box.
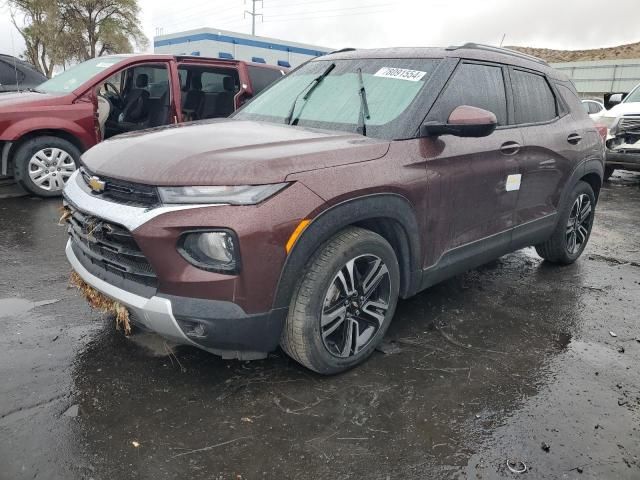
[88,176,106,193]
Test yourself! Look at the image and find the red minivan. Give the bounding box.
[0,54,285,196]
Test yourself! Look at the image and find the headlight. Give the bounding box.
[158,183,288,205]
[595,115,619,132]
[178,230,239,273]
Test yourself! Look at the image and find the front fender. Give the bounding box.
[272,193,423,311]
[0,116,91,147]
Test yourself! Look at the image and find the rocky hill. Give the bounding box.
[508,42,640,63]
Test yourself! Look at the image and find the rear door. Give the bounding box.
[509,68,592,241]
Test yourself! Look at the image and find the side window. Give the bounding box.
[247,66,284,95]
[556,83,588,118]
[430,63,507,126]
[590,102,603,114]
[131,65,169,98]
[511,70,557,124]
[0,59,25,87]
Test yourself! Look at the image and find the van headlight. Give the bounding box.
[158,183,288,205]
[178,230,239,273]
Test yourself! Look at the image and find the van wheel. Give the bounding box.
[281,227,400,374]
[13,136,80,197]
[535,181,596,264]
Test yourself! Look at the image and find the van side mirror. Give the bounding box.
[420,105,497,138]
[608,93,624,107]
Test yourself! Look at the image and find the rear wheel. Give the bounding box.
[13,136,80,197]
[535,181,596,264]
[281,227,400,374]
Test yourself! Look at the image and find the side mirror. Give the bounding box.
[420,105,498,138]
[608,93,624,107]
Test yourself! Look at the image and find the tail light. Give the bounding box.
[595,125,608,141]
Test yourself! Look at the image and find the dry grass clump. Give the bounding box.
[58,205,72,226]
[69,271,131,335]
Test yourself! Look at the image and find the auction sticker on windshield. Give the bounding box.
[374,67,427,82]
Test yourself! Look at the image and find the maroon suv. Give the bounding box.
[63,44,605,374]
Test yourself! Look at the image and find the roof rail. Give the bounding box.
[327,47,356,55]
[446,43,549,66]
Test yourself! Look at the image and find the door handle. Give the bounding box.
[567,133,582,144]
[500,141,521,155]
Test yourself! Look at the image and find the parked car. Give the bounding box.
[0,54,285,196]
[594,85,640,180]
[63,44,604,374]
[582,99,605,119]
[0,54,47,93]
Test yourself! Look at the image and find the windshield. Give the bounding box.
[234,58,441,140]
[623,84,640,104]
[37,56,128,94]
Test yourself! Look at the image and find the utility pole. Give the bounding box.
[244,0,263,36]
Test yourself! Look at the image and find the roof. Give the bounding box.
[98,53,283,70]
[321,45,567,80]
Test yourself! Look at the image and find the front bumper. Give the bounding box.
[606,149,640,170]
[67,239,285,359]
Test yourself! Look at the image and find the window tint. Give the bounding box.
[512,70,557,124]
[247,66,283,94]
[430,63,507,125]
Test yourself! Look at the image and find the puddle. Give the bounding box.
[0,298,60,318]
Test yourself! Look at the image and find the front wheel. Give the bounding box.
[535,181,596,264]
[281,227,400,374]
[13,136,80,197]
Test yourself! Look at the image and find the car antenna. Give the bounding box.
[9,28,20,92]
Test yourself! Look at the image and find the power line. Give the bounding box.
[244,0,263,36]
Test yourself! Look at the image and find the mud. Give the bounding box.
[1,172,639,479]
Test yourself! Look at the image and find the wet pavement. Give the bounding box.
[1,173,639,480]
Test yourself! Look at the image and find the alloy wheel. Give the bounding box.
[566,193,592,254]
[320,254,391,358]
[28,147,77,192]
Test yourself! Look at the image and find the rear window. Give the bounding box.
[430,62,508,125]
[247,66,284,94]
[512,70,557,124]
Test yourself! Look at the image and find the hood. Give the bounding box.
[602,102,640,118]
[82,119,390,186]
[0,90,67,109]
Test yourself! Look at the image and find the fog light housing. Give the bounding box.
[178,230,239,273]
[177,319,208,339]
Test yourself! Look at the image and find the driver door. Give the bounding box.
[422,61,522,254]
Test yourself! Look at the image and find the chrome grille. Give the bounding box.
[618,116,640,135]
[66,203,157,289]
[79,167,160,207]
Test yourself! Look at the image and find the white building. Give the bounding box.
[154,28,330,68]
[551,59,640,99]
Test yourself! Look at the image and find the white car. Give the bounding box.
[582,99,605,119]
[594,87,640,180]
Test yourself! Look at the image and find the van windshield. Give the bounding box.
[37,56,128,94]
[234,58,441,140]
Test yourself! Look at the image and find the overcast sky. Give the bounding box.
[2,0,640,58]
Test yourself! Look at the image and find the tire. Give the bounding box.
[281,227,400,374]
[603,165,615,182]
[13,136,80,197]
[535,181,596,264]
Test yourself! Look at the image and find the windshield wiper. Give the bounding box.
[356,68,370,136]
[284,62,336,125]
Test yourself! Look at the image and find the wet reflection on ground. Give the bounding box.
[1,173,639,479]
